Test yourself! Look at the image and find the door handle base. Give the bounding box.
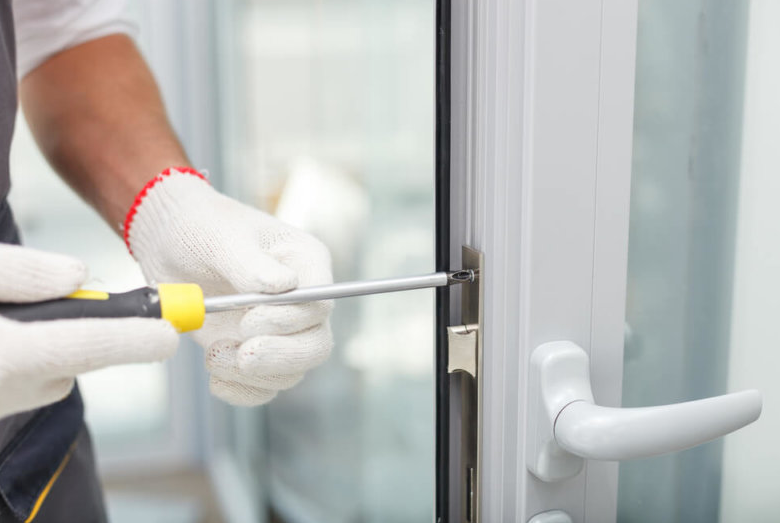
[528,510,573,523]
[526,341,593,482]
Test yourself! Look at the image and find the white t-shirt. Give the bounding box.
[12,0,135,78]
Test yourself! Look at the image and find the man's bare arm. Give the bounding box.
[20,34,190,228]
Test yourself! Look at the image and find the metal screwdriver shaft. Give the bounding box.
[203,269,476,312]
[0,269,477,332]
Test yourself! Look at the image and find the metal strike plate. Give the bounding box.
[447,324,478,377]
[451,246,483,523]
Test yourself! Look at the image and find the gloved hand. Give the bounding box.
[0,244,178,418]
[124,167,334,406]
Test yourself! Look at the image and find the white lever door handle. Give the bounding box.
[526,341,762,482]
[555,390,761,460]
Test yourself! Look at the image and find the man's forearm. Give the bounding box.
[20,34,190,228]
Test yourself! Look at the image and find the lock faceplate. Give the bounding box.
[449,246,484,523]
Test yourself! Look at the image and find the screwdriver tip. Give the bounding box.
[447,269,477,285]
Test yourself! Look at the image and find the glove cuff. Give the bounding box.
[123,167,208,255]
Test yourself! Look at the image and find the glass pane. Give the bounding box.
[212,1,436,521]
[619,1,779,521]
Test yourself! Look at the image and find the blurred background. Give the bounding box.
[8,1,435,522]
[617,1,780,522]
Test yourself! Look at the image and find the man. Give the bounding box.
[0,1,333,521]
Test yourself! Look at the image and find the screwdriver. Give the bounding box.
[0,270,476,333]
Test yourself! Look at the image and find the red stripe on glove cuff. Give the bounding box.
[123,167,208,255]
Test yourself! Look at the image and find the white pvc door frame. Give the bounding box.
[448,0,638,521]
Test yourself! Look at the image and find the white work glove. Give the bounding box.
[0,244,178,418]
[125,167,334,406]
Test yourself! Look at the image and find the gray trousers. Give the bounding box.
[11,426,109,523]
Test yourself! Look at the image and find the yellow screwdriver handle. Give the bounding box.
[157,283,205,332]
[0,283,205,333]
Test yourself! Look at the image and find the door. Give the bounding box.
[449,0,776,521]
